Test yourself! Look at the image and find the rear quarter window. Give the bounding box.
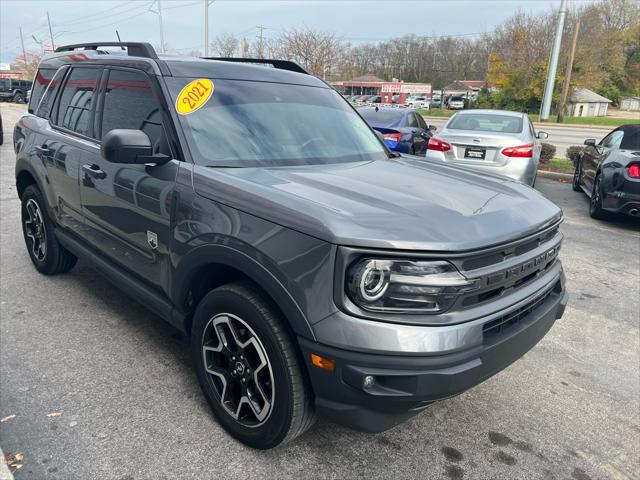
[29,68,57,114]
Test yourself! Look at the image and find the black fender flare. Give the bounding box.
[172,243,316,341]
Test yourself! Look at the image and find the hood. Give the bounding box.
[192,157,562,252]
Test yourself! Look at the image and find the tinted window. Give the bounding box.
[406,113,419,128]
[620,131,639,150]
[36,67,67,120]
[55,68,101,137]
[100,69,170,155]
[29,68,56,114]
[416,114,427,130]
[167,78,386,167]
[447,113,523,134]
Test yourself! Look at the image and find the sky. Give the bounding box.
[0,0,579,65]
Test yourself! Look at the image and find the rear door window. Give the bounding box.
[54,67,101,138]
[99,68,171,156]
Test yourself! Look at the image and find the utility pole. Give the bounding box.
[539,0,567,122]
[557,20,580,123]
[150,0,165,53]
[19,27,27,69]
[204,0,215,56]
[256,25,265,59]
[46,12,55,52]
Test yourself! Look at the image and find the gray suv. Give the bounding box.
[14,43,568,449]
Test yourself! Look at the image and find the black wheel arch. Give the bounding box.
[173,243,316,341]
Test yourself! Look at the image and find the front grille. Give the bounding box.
[482,287,555,341]
[461,226,559,271]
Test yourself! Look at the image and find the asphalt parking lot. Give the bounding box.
[1,103,638,480]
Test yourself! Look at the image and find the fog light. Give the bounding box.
[363,375,376,387]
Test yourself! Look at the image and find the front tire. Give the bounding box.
[572,158,583,192]
[13,93,24,104]
[21,185,77,274]
[589,173,608,220]
[191,281,315,449]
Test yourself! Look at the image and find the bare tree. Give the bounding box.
[211,33,239,57]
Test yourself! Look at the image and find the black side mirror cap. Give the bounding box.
[584,138,597,146]
[429,125,437,131]
[101,129,169,165]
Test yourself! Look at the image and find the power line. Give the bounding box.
[54,1,131,26]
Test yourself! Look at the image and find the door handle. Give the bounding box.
[82,164,106,180]
[35,145,49,155]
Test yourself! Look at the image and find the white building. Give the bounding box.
[566,88,612,117]
[620,96,640,112]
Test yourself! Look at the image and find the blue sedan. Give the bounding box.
[358,107,436,155]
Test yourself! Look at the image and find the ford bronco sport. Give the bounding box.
[14,42,568,449]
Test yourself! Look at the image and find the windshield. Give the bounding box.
[166,78,386,167]
[447,113,523,134]
[359,108,404,124]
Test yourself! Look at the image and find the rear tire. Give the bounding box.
[191,281,315,449]
[589,173,609,220]
[572,159,583,192]
[21,185,77,274]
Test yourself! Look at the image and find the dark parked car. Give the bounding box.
[0,78,32,103]
[572,124,640,219]
[15,42,567,449]
[358,106,435,155]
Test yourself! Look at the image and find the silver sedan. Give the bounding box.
[424,109,548,186]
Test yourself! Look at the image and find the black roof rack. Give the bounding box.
[203,57,308,75]
[55,42,158,59]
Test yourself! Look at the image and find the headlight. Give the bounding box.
[346,258,479,314]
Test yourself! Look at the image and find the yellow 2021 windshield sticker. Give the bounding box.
[176,79,214,115]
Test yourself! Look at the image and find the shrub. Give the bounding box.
[539,143,556,164]
[566,145,584,166]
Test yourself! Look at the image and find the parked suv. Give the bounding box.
[14,43,568,449]
[0,78,32,103]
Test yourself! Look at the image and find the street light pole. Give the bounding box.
[539,0,567,122]
[46,12,55,52]
[204,0,209,56]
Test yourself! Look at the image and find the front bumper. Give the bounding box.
[300,273,567,432]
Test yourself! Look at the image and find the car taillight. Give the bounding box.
[628,164,640,178]
[383,133,403,146]
[502,144,534,158]
[427,137,451,152]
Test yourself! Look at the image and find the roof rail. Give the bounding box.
[203,57,308,75]
[55,42,158,59]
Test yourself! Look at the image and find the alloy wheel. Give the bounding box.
[201,313,274,427]
[24,198,47,261]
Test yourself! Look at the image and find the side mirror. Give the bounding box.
[101,129,169,164]
[429,125,437,131]
[584,138,596,147]
[537,131,548,139]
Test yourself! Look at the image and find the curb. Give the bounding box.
[538,170,573,181]
[532,122,613,131]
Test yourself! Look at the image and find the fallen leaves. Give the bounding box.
[46,412,61,417]
[0,414,16,422]
[5,452,24,472]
